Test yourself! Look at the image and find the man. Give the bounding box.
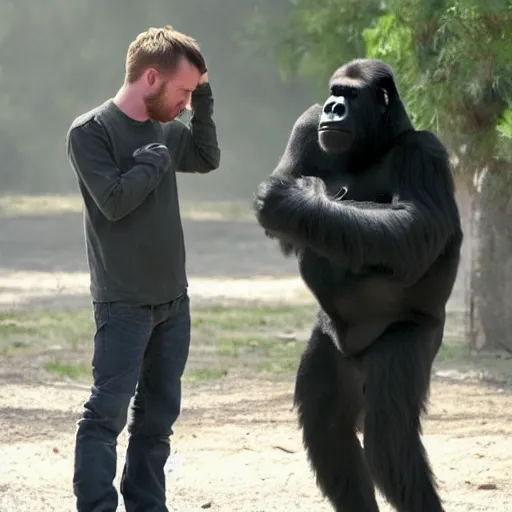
[65,25,220,512]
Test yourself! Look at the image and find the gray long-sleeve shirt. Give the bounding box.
[65,83,220,305]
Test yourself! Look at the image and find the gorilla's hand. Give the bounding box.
[294,176,327,196]
[254,176,326,234]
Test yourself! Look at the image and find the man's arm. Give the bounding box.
[171,80,221,173]
[66,119,171,221]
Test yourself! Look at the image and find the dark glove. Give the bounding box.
[133,143,171,170]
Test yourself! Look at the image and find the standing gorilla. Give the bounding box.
[253,59,463,512]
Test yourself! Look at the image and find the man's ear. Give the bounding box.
[145,68,158,87]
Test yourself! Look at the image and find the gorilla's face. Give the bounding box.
[317,65,391,156]
[317,88,356,154]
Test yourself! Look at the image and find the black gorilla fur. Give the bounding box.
[253,59,463,512]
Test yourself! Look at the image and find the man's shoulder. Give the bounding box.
[67,100,113,142]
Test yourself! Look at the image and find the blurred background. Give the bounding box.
[0,0,314,199]
[1,0,509,349]
[0,1,511,509]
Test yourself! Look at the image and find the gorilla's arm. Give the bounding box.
[258,104,326,256]
[270,104,324,180]
[254,132,461,285]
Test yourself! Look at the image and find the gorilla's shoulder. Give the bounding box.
[294,103,322,130]
[287,104,336,170]
[289,104,322,149]
[397,129,450,162]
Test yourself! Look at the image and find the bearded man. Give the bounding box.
[65,25,220,512]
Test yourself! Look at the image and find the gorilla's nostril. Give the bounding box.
[333,103,346,117]
[324,102,334,114]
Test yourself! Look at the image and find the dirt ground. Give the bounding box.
[1,207,512,512]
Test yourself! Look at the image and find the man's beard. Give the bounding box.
[144,84,180,123]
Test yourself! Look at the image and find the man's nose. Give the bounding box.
[185,92,192,110]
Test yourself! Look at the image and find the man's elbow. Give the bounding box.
[101,205,124,222]
[196,148,221,174]
[99,199,127,222]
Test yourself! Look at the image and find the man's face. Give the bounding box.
[143,58,201,123]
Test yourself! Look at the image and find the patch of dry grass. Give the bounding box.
[0,303,316,383]
[0,194,252,222]
[0,195,83,216]
[0,303,484,385]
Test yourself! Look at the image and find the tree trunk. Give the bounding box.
[467,161,512,352]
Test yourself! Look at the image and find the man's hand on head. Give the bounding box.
[198,71,208,86]
[186,72,209,109]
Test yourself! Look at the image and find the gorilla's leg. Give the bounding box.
[362,320,444,512]
[294,324,379,512]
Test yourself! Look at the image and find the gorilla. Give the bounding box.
[253,59,463,511]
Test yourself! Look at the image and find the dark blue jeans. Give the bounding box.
[73,292,191,512]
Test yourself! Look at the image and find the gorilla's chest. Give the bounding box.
[299,159,395,295]
[323,163,393,203]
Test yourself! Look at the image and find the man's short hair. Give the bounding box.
[125,25,207,83]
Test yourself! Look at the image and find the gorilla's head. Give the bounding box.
[318,59,413,156]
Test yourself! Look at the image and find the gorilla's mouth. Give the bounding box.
[318,122,349,133]
[318,125,353,154]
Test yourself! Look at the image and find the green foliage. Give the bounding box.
[366,0,512,166]
[274,0,384,95]
[279,0,512,179]
[363,14,424,124]
[497,108,512,138]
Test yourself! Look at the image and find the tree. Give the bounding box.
[363,0,512,351]
[275,0,512,350]
[273,0,385,94]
